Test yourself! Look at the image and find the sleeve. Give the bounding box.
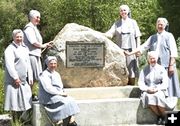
[168,33,178,57]
[39,73,63,95]
[139,36,152,53]
[105,23,116,39]
[133,20,141,37]
[4,46,19,80]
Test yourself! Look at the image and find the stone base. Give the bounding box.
[0,114,11,126]
[31,86,162,126]
[32,101,52,126]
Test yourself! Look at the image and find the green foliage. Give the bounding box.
[0,0,27,67]
[0,68,5,114]
[128,0,162,42]
[158,0,180,39]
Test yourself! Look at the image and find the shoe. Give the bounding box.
[32,95,39,101]
[161,120,166,125]
[67,121,77,126]
[157,116,166,125]
[55,120,63,126]
[157,116,162,125]
[161,117,166,125]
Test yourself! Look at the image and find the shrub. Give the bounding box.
[0,68,5,114]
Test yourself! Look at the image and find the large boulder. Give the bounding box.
[47,23,128,87]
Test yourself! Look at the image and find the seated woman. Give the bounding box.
[38,56,80,126]
[138,51,177,125]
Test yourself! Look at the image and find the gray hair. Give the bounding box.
[12,29,23,39]
[147,51,158,61]
[156,17,168,28]
[28,10,40,20]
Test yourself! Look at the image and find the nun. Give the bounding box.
[105,4,142,85]
[23,9,52,83]
[38,56,80,126]
[138,51,177,125]
[4,29,33,121]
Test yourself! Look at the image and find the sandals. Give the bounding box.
[67,121,77,126]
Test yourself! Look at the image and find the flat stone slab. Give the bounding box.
[64,86,158,125]
[64,86,141,100]
[0,114,11,126]
[74,98,157,125]
[30,86,165,125]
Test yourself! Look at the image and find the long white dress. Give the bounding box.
[38,69,80,122]
[4,42,33,111]
[138,64,177,110]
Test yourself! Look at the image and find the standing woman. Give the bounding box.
[105,4,141,85]
[23,10,52,100]
[23,10,52,85]
[4,29,33,122]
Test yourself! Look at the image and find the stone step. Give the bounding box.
[0,114,11,126]
[73,98,157,126]
[66,86,157,125]
[64,86,141,99]
[32,98,158,126]
[31,86,164,126]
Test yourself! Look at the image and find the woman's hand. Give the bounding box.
[136,52,141,57]
[168,65,174,76]
[60,92,67,97]
[47,41,53,48]
[14,78,21,88]
[124,50,131,56]
[147,88,158,94]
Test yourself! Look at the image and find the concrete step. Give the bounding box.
[66,86,158,125]
[32,98,159,126]
[64,86,141,99]
[73,98,157,126]
[31,86,161,126]
[0,86,166,126]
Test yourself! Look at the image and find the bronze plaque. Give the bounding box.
[66,42,105,67]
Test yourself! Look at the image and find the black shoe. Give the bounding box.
[157,116,162,125]
[67,121,77,126]
[32,95,39,101]
[161,117,166,125]
[161,120,166,125]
